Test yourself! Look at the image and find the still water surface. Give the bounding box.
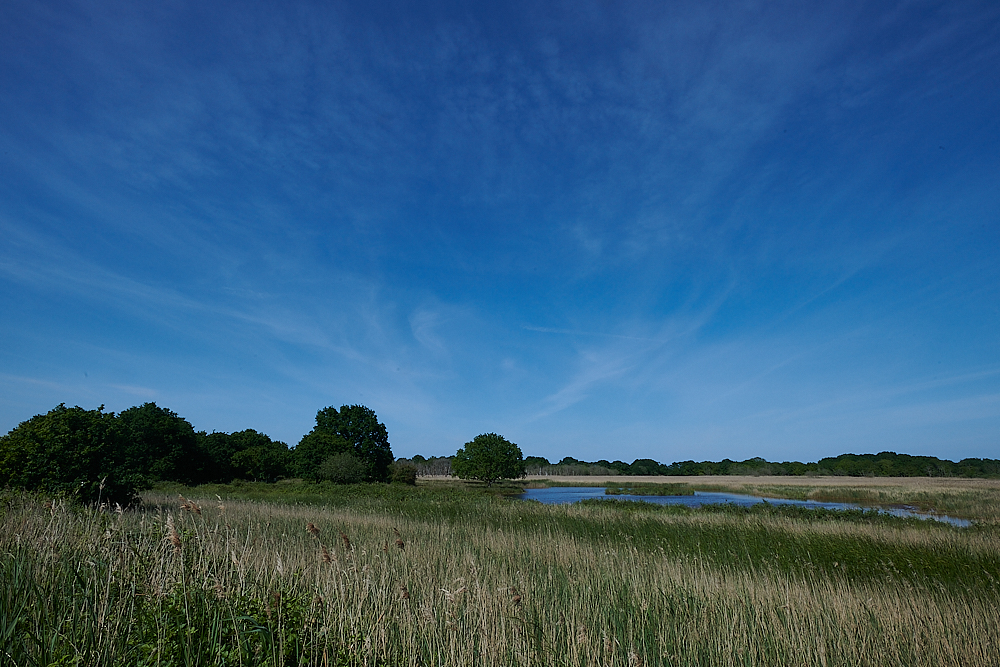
[518,487,971,526]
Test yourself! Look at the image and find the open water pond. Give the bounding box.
[518,486,971,526]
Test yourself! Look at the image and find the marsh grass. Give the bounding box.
[603,483,695,497]
[1,484,998,666]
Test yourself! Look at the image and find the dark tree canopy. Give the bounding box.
[116,403,200,485]
[195,431,239,483]
[0,404,141,505]
[227,430,292,482]
[317,452,368,484]
[294,431,352,480]
[452,433,525,486]
[194,429,292,483]
[298,405,393,482]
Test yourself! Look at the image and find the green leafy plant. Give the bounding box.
[318,452,369,484]
[452,433,525,487]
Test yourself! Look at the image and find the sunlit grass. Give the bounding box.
[2,483,998,665]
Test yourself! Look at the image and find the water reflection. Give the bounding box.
[518,487,971,527]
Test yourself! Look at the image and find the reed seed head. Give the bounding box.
[178,494,201,515]
[165,515,182,554]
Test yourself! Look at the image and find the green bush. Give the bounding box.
[389,461,417,485]
[317,452,369,484]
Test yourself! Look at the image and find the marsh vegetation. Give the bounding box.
[3,478,999,665]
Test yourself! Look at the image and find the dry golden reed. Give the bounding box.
[5,485,999,667]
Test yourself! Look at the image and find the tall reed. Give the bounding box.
[1,487,997,666]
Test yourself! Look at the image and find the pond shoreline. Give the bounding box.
[518,487,973,526]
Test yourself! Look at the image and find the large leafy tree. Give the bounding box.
[452,433,525,486]
[116,403,201,485]
[228,429,292,482]
[294,431,352,480]
[0,404,141,505]
[195,429,291,483]
[297,405,393,482]
[195,431,238,483]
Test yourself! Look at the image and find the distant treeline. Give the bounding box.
[400,452,1000,479]
[6,401,998,506]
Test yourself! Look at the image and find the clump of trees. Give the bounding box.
[451,433,525,486]
[0,404,138,505]
[7,398,997,507]
[296,405,394,482]
[405,451,1000,480]
[0,401,397,505]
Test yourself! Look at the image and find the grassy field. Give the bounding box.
[2,479,999,666]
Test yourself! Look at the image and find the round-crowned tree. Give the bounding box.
[296,405,393,482]
[452,433,525,486]
[115,402,200,485]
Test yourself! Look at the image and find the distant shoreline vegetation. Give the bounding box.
[3,402,999,507]
[400,452,1000,479]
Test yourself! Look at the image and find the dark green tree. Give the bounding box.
[228,430,292,482]
[523,456,550,474]
[317,452,368,484]
[294,431,352,480]
[115,403,201,485]
[0,404,141,505]
[195,431,237,483]
[298,405,393,482]
[452,433,525,486]
[194,429,291,483]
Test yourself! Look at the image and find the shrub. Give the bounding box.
[317,453,368,484]
[389,461,417,485]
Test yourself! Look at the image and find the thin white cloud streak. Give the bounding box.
[530,348,641,421]
[522,325,667,343]
[526,281,737,422]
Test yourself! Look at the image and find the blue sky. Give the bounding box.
[1,0,998,463]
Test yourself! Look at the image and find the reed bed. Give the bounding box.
[1,487,998,666]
